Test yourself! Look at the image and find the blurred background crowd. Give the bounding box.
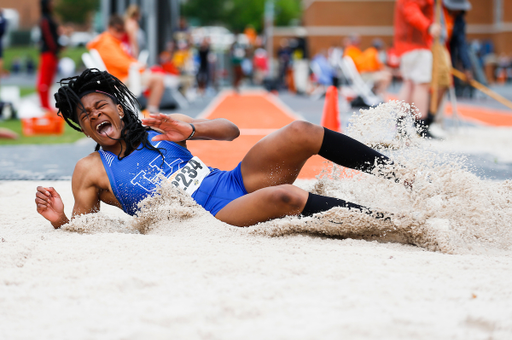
[1,0,512,139]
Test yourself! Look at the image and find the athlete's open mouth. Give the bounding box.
[96,121,113,136]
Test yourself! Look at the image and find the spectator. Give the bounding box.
[394,0,441,138]
[26,55,36,74]
[433,0,473,102]
[196,38,211,95]
[87,15,164,115]
[343,35,363,69]
[0,9,6,83]
[159,42,180,76]
[37,0,63,112]
[311,50,334,87]
[252,42,268,85]
[445,0,472,80]
[355,38,393,97]
[244,25,258,47]
[277,39,292,89]
[11,57,22,74]
[174,17,190,45]
[124,4,145,58]
[230,36,246,92]
[172,40,195,97]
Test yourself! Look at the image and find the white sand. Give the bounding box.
[1,102,512,339]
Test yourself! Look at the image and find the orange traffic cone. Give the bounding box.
[320,86,341,132]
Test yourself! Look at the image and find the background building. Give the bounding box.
[274,0,512,56]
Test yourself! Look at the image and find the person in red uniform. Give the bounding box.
[394,0,441,137]
[37,0,62,112]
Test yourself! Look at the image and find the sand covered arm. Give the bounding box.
[35,186,69,229]
[70,157,103,221]
[142,113,240,142]
[35,156,104,229]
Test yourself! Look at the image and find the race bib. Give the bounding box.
[168,157,210,195]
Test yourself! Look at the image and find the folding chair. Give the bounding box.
[88,49,108,71]
[338,56,383,107]
[81,52,98,70]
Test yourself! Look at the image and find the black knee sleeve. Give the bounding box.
[301,193,366,217]
[301,193,388,220]
[318,128,391,174]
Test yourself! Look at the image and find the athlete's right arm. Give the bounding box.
[35,156,101,229]
[35,186,69,229]
[70,156,102,220]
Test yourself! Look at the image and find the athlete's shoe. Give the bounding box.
[417,126,437,139]
[414,119,438,139]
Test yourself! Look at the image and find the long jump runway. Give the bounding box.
[187,90,327,179]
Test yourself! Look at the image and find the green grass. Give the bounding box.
[2,46,88,72]
[19,87,37,97]
[0,119,85,145]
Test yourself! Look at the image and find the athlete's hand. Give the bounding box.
[35,186,68,228]
[141,113,194,142]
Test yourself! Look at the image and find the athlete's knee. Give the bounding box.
[285,121,323,145]
[267,185,307,211]
[287,120,317,134]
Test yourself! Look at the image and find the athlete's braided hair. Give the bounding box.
[54,68,160,159]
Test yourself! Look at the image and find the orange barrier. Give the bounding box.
[320,86,341,132]
[22,112,65,136]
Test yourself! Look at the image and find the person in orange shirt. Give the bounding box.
[394,0,441,138]
[343,34,363,70]
[355,39,392,97]
[244,25,257,47]
[159,51,180,76]
[87,15,164,115]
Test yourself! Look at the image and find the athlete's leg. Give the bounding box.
[240,121,322,192]
[215,184,308,226]
[240,120,392,193]
[215,184,376,227]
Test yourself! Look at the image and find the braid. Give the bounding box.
[54,68,162,160]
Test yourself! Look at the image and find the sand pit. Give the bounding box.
[2,175,512,338]
[2,101,512,339]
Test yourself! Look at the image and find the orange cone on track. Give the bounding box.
[320,86,341,132]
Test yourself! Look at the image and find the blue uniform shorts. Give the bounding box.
[191,162,248,216]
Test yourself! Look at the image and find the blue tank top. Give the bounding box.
[98,130,197,215]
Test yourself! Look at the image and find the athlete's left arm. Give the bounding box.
[141,113,240,142]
